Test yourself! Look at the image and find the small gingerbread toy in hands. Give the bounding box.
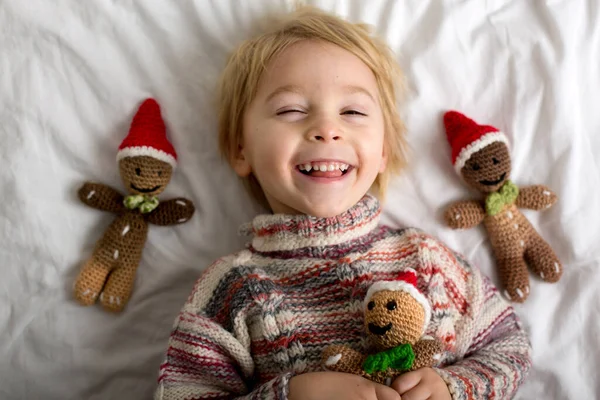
[322,269,443,385]
[442,111,562,303]
[73,98,195,312]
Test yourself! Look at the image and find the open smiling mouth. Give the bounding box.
[368,322,392,336]
[479,172,506,186]
[297,162,353,178]
[130,183,161,193]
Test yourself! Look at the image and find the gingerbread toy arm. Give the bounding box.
[322,344,367,376]
[444,200,486,229]
[411,337,444,371]
[78,182,125,213]
[516,185,557,210]
[146,198,195,226]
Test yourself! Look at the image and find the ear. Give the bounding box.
[233,145,252,177]
[379,147,388,174]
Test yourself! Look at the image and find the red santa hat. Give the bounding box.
[443,111,509,174]
[364,268,431,335]
[116,98,177,168]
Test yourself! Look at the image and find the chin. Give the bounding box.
[301,201,353,218]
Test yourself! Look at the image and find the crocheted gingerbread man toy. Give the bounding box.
[73,98,195,312]
[442,111,562,303]
[321,269,443,385]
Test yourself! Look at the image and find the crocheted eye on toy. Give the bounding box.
[321,269,444,385]
[73,98,195,312]
[442,110,562,303]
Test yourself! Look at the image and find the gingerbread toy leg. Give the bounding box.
[525,233,562,283]
[74,256,111,306]
[100,263,138,312]
[497,256,530,303]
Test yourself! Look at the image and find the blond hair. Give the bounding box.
[218,5,408,208]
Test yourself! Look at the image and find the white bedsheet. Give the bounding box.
[1,0,599,399]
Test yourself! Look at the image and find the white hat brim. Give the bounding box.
[454,131,509,174]
[116,146,177,168]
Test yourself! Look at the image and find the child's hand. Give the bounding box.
[391,368,451,400]
[289,371,400,400]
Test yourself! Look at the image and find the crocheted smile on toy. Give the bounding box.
[73,98,195,312]
[321,269,443,385]
[443,111,562,303]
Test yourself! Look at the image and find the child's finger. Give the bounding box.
[395,382,431,400]
[374,383,402,400]
[391,370,423,394]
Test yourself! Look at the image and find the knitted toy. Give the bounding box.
[73,98,195,312]
[442,111,562,303]
[321,269,443,385]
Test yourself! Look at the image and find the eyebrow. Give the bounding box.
[265,84,304,103]
[342,85,377,104]
[264,84,377,104]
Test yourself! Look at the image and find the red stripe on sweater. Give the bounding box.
[251,329,361,355]
[170,333,229,358]
[254,210,378,238]
[471,308,512,349]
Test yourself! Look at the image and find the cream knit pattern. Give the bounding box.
[155,195,532,400]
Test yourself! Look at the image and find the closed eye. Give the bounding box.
[342,110,367,116]
[276,109,305,115]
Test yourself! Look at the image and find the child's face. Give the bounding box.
[236,40,386,217]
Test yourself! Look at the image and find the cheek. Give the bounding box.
[246,123,297,171]
[360,119,386,158]
[359,134,386,173]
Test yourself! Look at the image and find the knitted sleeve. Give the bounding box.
[410,231,532,400]
[154,256,292,400]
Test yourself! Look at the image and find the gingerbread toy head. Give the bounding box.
[116,98,177,197]
[363,269,431,351]
[444,111,512,194]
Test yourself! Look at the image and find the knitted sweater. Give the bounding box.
[155,195,532,400]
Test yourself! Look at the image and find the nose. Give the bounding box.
[306,117,342,142]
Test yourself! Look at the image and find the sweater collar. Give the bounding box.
[240,194,382,253]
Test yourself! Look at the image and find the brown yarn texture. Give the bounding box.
[120,156,173,196]
[73,156,195,312]
[444,200,486,229]
[461,142,512,194]
[321,290,443,384]
[445,142,562,303]
[412,338,444,370]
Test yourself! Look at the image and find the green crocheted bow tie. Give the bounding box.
[362,343,415,374]
[485,180,519,216]
[124,194,159,214]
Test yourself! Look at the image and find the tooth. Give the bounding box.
[328,164,335,171]
[304,164,312,171]
[319,164,327,172]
